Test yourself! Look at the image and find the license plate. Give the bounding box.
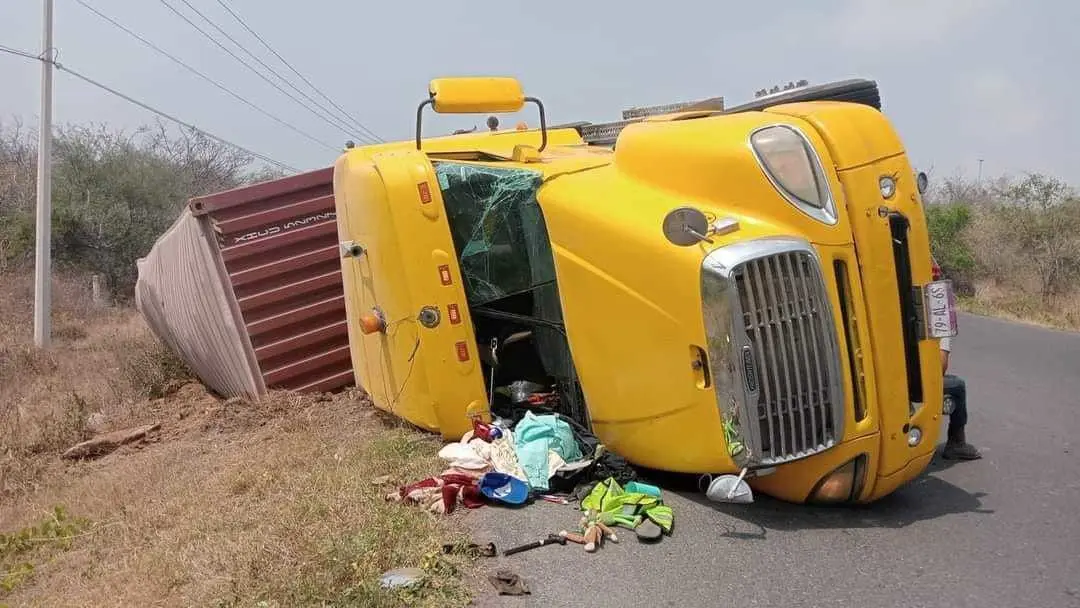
[921,279,958,339]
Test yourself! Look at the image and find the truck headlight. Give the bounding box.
[808,454,867,504]
[750,125,837,224]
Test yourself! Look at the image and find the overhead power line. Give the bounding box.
[0,44,41,61]
[214,0,384,144]
[156,0,378,145]
[72,0,339,153]
[61,65,301,172]
[176,0,381,144]
[173,0,370,143]
[0,44,299,173]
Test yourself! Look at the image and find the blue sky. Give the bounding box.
[1,0,1076,183]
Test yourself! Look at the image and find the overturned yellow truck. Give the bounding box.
[332,77,958,504]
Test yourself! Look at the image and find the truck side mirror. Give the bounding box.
[662,206,713,246]
[704,473,755,504]
[416,77,549,152]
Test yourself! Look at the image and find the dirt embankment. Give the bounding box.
[1,273,476,607]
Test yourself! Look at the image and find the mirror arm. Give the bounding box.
[687,226,714,245]
[415,98,434,150]
[524,97,548,152]
[415,95,547,152]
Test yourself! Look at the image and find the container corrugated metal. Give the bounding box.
[189,167,353,394]
[135,208,266,398]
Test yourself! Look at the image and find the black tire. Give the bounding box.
[723,79,882,114]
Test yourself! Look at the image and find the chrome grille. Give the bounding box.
[733,250,841,464]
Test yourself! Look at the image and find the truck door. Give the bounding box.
[334,149,487,440]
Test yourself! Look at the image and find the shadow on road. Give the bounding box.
[648,455,992,538]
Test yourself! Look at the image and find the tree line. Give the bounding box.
[924,172,1080,326]
[0,119,282,297]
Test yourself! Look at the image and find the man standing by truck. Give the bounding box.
[933,256,981,461]
[940,335,981,460]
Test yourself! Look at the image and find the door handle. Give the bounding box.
[690,345,711,389]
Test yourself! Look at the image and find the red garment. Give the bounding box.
[393,472,485,514]
[440,472,485,508]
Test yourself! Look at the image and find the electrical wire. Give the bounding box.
[60,65,301,172]
[1,43,299,172]
[388,335,421,411]
[156,0,377,145]
[0,44,40,61]
[175,0,379,144]
[173,0,370,143]
[214,0,384,143]
[72,0,340,153]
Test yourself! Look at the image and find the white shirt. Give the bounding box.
[939,336,951,352]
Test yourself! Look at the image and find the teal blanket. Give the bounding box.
[512,412,583,491]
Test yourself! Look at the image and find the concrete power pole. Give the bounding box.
[34,0,54,347]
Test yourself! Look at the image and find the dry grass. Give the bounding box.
[0,272,476,607]
[958,281,1080,331]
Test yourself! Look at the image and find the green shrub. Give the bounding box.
[925,201,976,292]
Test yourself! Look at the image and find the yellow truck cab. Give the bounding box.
[332,77,958,504]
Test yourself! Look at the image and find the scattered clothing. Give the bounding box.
[469,430,529,482]
[488,569,531,596]
[554,413,602,459]
[386,473,485,515]
[588,451,637,486]
[494,407,637,493]
[438,442,491,471]
[642,504,674,534]
[581,477,674,536]
[513,411,583,490]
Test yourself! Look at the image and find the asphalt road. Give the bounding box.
[465,313,1080,608]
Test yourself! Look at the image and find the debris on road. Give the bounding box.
[378,567,425,589]
[385,473,486,515]
[384,399,679,562]
[502,533,567,556]
[61,423,161,460]
[488,570,531,596]
[442,541,497,558]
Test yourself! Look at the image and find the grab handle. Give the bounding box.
[690,345,711,389]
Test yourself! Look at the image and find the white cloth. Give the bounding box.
[469,432,529,483]
[940,336,952,352]
[437,442,489,470]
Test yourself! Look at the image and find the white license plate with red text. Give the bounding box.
[922,279,958,339]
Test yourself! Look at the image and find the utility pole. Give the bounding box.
[34,0,54,347]
[977,159,984,186]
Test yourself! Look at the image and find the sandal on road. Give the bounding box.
[635,518,662,542]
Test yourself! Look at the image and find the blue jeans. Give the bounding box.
[943,374,968,441]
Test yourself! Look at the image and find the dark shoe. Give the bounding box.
[488,570,530,596]
[943,441,982,460]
